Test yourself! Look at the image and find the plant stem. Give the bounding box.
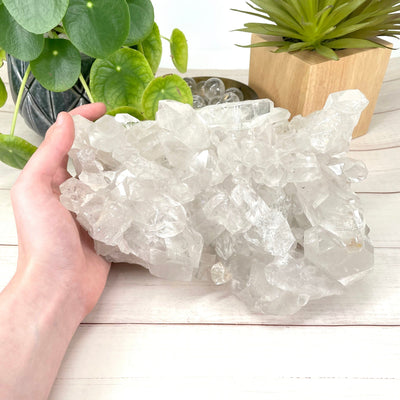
[137,42,144,54]
[53,26,65,34]
[161,35,170,42]
[79,74,94,103]
[10,64,31,137]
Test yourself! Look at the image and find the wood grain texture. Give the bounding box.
[1,246,399,325]
[350,110,400,150]
[350,147,400,193]
[50,377,400,400]
[48,324,400,399]
[249,35,392,138]
[382,57,400,82]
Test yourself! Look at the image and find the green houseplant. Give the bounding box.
[234,0,400,137]
[0,48,7,108]
[234,0,400,59]
[0,0,191,169]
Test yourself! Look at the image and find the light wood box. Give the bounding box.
[249,35,392,138]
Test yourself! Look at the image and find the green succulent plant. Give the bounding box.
[234,0,400,60]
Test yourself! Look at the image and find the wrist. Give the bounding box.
[5,267,86,330]
[0,269,84,400]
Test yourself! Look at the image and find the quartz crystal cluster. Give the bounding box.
[60,90,374,315]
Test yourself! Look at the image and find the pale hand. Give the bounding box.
[0,103,111,400]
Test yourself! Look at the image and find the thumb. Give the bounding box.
[22,112,75,182]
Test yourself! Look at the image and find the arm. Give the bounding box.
[0,104,111,400]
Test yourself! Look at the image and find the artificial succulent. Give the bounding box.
[234,0,400,60]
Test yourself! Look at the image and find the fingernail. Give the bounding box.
[56,112,66,126]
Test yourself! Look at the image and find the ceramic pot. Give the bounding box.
[7,54,93,137]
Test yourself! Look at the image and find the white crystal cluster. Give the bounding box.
[60,90,374,315]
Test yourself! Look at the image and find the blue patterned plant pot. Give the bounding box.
[7,54,93,137]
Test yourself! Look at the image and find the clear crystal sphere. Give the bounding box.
[203,78,225,100]
[225,87,244,101]
[183,77,197,93]
[221,92,240,103]
[192,95,208,109]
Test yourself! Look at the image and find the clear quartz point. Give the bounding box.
[61,91,373,315]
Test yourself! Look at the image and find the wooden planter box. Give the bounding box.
[249,34,392,138]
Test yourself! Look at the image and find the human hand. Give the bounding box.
[10,103,111,319]
[0,103,112,399]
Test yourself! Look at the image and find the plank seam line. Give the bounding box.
[2,188,400,194]
[356,191,400,194]
[0,110,14,115]
[0,243,398,249]
[350,145,400,152]
[358,192,400,195]
[364,168,400,173]
[54,376,400,381]
[374,107,400,115]
[282,376,399,380]
[383,77,400,83]
[79,323,400,327]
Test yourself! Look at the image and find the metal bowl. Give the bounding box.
[192,76,258,101]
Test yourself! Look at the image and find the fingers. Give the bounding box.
[16,103,106,188]
[21,112,75,184]
[69,103,107,121]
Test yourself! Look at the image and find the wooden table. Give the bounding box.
[1,61,400,399]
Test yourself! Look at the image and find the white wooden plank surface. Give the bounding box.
[350,147,400,193]
[48,324,400,400]
[361,193,400,247]
[1,59,400,400]
[1,246,399,325]
[50,378,400,400]
[350,112,400,151]
[50,377,400,400]
[382,57,400,82]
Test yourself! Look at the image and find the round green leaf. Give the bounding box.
[142,22,162,74]
[107,106,144,120]
[2,0,69,34]
[90,48,154,111]
[125,0,154,46]
[0,5,44,61]
[170,28,188,73]
[0,134,37,169]
[30,39,81,92]
[0,77,7,107]
[63,0,130,59]
[142,75,193,120]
